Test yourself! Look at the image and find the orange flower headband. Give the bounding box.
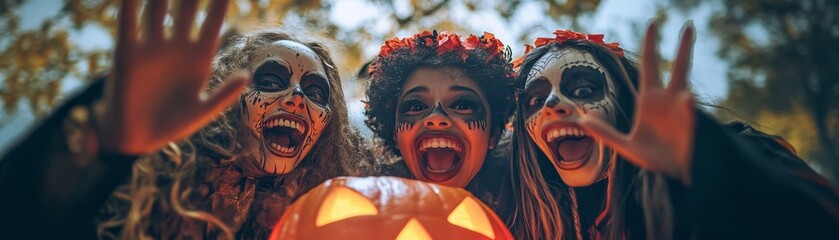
[370,30,508,75]
[512,29,624,68]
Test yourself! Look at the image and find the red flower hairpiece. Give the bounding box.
[512,29,624,69]
[370,30,508,75]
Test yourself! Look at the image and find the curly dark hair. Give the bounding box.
[364,31,516,156]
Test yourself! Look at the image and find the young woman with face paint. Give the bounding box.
[99,29,371,239]
[364,31,515,195]
[509,24,839,239]
[0,0,373,238]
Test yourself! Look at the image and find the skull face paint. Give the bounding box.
[395,67,492,187]
[240,40,331,175]
[522,48,617,187]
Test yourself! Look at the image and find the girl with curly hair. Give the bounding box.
[509,23,839,239]
[363,30,516,199]
[0,0,373,239]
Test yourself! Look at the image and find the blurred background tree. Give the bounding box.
[0,0,602,115]
[666,0,839,181]
[0,0,603,133]
[2,0,836,182]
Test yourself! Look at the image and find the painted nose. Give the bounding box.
[282,86,306,111]
[544,95,572,117]
[423,113,451,130]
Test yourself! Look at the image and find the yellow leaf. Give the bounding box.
[88,53,100,73]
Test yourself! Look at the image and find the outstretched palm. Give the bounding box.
[95,0,248,154]
[579,22,697,185]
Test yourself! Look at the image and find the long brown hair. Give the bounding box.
[511,40,676,239]
[96,28,374,239]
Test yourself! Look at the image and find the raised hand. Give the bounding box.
[94,0,248,155]
[578,22,697,185]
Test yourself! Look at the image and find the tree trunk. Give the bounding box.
[811,106,839,183]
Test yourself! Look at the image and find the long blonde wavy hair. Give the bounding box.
[96,27,375,239]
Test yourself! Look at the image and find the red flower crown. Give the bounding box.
[512,29,624,69]
[370,30,509,75]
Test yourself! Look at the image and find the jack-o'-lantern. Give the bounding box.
[271,176,513,240]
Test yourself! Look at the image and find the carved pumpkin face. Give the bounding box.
[271,176,513,240]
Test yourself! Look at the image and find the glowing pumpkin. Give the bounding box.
[271,176,513,240]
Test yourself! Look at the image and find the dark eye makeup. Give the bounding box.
[449,95,480,115]
[559,66,605,102]
[399,99,429,115]
[252,60,291,92]
[300,74,330,106]
[523,78,551,115]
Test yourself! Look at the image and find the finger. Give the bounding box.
[199,71,249,121]
[112,0,139,96]
[578,116,631,154]
[198,0,230,51]
[174,71,248,142]
[174,0,198,41]
[117,0,139,50]
[668,21,696,93]
[677,92,696,184]
[578,116,648,169]
[144,0,167,43]
[641,21,662,91]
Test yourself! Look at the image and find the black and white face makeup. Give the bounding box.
[522,48,617,187]
[395,67,493,187]
[240,40,331,176]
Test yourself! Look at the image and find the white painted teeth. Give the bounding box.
[546,126,589,142]
[557,49,606,74]
[265,118,305,133]
[270,142,296,153]
[419,138,463,152]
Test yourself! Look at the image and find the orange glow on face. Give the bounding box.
[395,68,493,188]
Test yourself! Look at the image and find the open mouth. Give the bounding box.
[261,113,308,158]
[415,134,466,182]
[544,124,594,170]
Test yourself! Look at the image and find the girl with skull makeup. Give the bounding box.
[96,29,372,240]
[0,0,373,239]
[364,30,516,207]
[509,23,839,239]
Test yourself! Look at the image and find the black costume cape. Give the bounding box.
[2,81,838,239]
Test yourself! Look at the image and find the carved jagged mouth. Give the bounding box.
[544,124,594,170]
[415,134,465,182]
[262,114,308,157]
[560,61,606,75]
[556,49,607,75]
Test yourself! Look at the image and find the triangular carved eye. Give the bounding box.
[395,218,432,240]
[447,197,495,239]
[315,186,378,227]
